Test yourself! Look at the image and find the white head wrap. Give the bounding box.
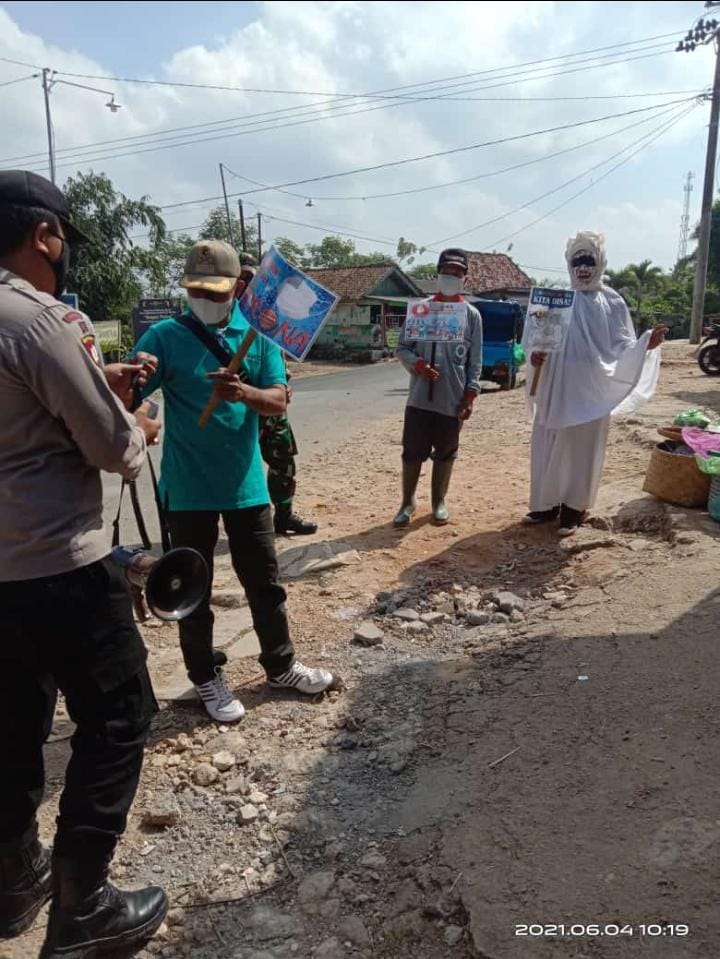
[565,232,607,291]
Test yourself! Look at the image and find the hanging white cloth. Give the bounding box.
[523,286,660,430]
[529,417,610,512]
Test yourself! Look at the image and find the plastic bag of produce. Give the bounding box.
[674,409,711,428]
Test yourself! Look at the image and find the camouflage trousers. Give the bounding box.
[259,413,298,507]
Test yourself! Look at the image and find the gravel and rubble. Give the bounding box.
[10,344,720,959]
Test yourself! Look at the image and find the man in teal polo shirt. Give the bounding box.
[135,240,334,723]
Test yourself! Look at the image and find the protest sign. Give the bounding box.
[524,287,575,395]
[403,298,469,401]
[198,248,339,427]
[404,299,467,342]
[239,247,339,361]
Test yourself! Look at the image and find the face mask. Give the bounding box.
[438,274,464,296]
[45,234,71,298]
[191,295,233,326]
[276,278,317,319]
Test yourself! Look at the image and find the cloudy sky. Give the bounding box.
[0,0,715,275]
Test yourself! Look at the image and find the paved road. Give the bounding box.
[103,362,408,544]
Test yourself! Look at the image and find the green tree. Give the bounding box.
[198,206,258,255]
[273,236,311,269]
[396,237,426,267]
[408,262,438,279]
[63,171,166,322]
[303,235,390,268]
[687,199,720,288]
[145,233,194,297]
[606,259,664,324]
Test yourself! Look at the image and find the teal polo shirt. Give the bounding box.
[136,304,286,512]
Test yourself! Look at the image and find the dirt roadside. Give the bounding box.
[8,342,720,959]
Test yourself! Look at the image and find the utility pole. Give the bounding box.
[677,5,720,343]
[677,171,694,262]
[257,212,263,262]
[42,68,56,184]
[218,163,236,247]
[238,199,247,251]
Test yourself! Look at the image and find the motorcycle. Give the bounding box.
[697,323,720,375]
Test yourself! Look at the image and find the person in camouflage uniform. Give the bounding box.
[239,253,317,536]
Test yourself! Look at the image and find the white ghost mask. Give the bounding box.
[276,277,317,319]
[565,231,607,291]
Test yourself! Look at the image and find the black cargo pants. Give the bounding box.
[0,556,156,863]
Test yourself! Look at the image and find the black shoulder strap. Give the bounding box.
[175,313,233,365]
[175,313,250,383]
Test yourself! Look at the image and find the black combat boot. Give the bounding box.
[274,503,318,535]
[0,825,52,938]
[40,856,167,959]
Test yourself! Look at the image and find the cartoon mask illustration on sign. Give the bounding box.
[276,276,317,320]
[565,231,607,292]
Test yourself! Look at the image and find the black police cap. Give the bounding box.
[0,170,89,244]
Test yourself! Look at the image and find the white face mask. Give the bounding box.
[437,274,464,296]
[191,295,233,326]
[276,278,317,319]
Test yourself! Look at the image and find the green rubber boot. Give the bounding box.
[393,461,422,528]
[431,458,455,525]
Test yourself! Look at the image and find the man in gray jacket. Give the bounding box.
[395,248,483,526]
[0,171,167,959]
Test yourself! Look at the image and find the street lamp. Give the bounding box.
[41,69,122,183]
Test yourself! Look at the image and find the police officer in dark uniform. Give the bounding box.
[0,171,167,958]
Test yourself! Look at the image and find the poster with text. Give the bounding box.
[404,299,467,342]
[524,287,575,353]
[239,247,339,361]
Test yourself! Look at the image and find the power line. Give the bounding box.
[481,104,698,251]
[0,73,39,88]
[49,30,685,96]
[11,44,678,173]
[428,102,695,246]
[156,97,698,212]
[1,36,683,167]
[0,55,42,70]
[220,105,689,203]
[131,105,696,261]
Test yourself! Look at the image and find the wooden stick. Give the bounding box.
[428,341,437,402]
[529,363,542,397]
[198,329,257,428]
[488,745,521,769]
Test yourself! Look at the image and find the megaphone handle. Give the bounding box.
[198,329,258,428]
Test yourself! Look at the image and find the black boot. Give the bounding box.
[431,459,455,525]
[40,856,167,959]
[0,825,52,938]
[393,461,422,527]
[274,503,318,536]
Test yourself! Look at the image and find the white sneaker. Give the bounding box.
[195,668,245,723]
[268,661,335,696]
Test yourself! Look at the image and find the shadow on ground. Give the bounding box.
[112,588,720,958]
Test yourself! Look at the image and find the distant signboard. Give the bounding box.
[59,293,79,310]
[132,297,182,343]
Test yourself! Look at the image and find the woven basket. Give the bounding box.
[643,442,710,508]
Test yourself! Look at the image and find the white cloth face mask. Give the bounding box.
[276,278,317,319]
[437,274,464,296]
[191,296,233,326]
